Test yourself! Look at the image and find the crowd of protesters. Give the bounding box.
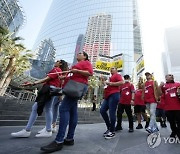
[10,51,180,153]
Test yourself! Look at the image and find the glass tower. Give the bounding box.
[34,0,142,75]
[0,0,25,33]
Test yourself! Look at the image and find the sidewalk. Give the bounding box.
[0,122,179,154]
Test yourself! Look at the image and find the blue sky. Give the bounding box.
[18,0,52,49]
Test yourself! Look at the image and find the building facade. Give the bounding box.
[83,14,112,65]
[0,0,25,33]
[36,38,56,62]
[162,26,180,81]
[34,0,142,75]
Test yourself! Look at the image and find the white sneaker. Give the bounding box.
[52,126,58,133]
[11,129,31,138]
[38,127,46,134]
[35,130,52,138]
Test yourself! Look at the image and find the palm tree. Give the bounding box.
[0,26,33,96]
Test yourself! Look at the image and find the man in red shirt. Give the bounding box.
[100,67,124,139]
[142,72,159,134]
[160,74,180,139]
[115,75,135,132]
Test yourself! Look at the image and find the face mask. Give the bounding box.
[125,80,129,82]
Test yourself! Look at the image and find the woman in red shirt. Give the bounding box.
[100,67,124,139]
[134,81,149,129]
[11,60,65,138]
[41,52,93,153]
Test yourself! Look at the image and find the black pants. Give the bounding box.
[166,110,180,138]
[117,104,133,129]
[92,103,96,111]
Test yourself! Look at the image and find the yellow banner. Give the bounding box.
[95,61,112,72]
[112,60,123,70]
[95,60,123,72]
[136,59,144,73]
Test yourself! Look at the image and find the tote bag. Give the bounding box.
[63,79,86,98]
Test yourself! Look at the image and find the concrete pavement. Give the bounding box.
[0,122,179,154]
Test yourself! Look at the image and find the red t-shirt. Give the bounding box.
[161,82,180,110]
[104,73,123,99]
[70,60,93,84]
[46,67,62,87]
[134,89,145,106]
[144,80,156,103]
[157,94,165,109]
[119,82,135,104]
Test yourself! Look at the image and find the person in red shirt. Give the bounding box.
[115,74,135,132]
[142,72,160,134]
[156,94,167,128]
[11,60,66,138]
[41,52,93,153]
[159,74,180,139]
[37,60,69,134]
[134,80,149,129]
[100,67,124,139]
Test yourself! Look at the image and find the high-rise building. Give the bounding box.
[0,0,25,33]
[36,39,56,62]
[73,34,85,65]
[34,0,142,75]
[83,14,112,65]
[162,26,180,81]
[29,39,56,79]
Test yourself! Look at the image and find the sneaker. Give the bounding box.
[152,127,159,133]
[136,124,143,129]
[129,128,134,133]
[41,141,63,153]
[104,132,115,139]
[35,130,52,138]
[38,127,46,134]
[161,122,167,128]
[146,127,153,134]
[115,126,123,131]
[64,139,74,146]
[52,126,57,133]
[103,130,110,137]
[11,129,31,138]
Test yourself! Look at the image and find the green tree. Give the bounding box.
[0,26,33,96]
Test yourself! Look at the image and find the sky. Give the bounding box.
[18,0,53,49]
[17,0,180,82]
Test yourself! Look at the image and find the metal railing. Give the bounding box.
[0,87,37,104]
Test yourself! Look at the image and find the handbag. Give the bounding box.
[63,79,86,98]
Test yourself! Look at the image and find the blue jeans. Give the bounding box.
[100,93,120,132]
[55,95,78,143]
[25,86,59,131]
[52,96,61,123]
[146,103,158,130]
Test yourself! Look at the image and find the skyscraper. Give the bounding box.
[162,26,180,81]
[34,0,142,75]
[0,0,25,33]
[83,14,112,65]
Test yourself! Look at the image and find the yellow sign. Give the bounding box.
[95,61,112,72]
[112,60,123,70]
[95,60,123,72]
[136,59,144,73]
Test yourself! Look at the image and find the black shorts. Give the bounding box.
[134,105,146,113]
